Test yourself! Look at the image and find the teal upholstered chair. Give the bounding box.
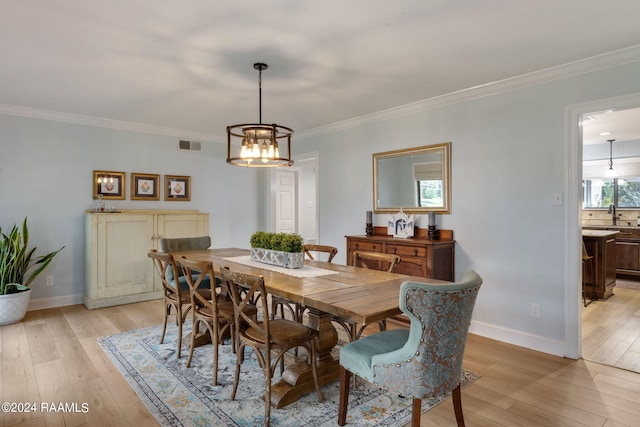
[338,270,482,427]
[160,236,211,290]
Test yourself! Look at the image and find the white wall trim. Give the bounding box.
[565,91,640,360]
[298,44,640,140]
[28,293,84,311]
[0,103,219,143]
[1,46,639,144]
[469,320,566,357]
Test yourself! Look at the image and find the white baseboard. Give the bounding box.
[28,294,84,311]
[469,320,570,358]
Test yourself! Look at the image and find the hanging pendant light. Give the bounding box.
[226,63,294,167]
[604,139,616,178]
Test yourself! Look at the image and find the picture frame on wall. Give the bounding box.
[131,173,160,200]
[165,175,191,201]
[93,170,126,200]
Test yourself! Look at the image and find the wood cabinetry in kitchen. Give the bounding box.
[612,227,640,275]
[582,229,618,300]
[584,226,640,278]
[345,227,455,281]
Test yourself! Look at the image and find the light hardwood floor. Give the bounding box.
[582,280,640,374]
[2,300,640,427]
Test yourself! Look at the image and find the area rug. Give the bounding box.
[99,323,478,426]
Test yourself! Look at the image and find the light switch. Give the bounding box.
[553,192,563,206]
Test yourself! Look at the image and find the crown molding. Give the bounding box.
[0,103,217,142]
[298,44,640,140]
[1,44,640,143]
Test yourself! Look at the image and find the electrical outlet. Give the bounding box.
[531,303,541,318]
[45,275,54,286]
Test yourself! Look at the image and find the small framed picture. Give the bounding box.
[93,170,126,200]
[131,173,160,200]
[165,175,191,201]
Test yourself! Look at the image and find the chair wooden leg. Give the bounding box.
[176,310,183,358]
[452,383,465,427]
[309,341,323,402]
[230,345,243,400]
[212,328,218,386]
[411,398,421,427]
[338,367,351,426]
[160,304,170,344]
[186,318,197,368]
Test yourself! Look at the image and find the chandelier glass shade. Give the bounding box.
[226,63,294,167]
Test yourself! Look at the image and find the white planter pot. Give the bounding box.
[0,288,32,325]
[250,248,304,269]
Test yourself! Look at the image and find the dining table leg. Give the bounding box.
[270,307,340,408]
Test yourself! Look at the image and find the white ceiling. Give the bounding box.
[2,1,640,143]
[582,107,640,146]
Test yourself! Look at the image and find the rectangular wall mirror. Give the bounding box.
[373,142,451,214]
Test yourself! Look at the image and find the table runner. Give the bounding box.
[223,255,338,278]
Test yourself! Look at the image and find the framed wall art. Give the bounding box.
[165,175,191,201]
[131,173,160,200]
[93,170,126,200]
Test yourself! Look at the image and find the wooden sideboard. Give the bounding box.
[84,210,209,309]
[345,227,455,281]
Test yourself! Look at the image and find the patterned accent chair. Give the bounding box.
[338,270,482,427]
[160,236,211,291]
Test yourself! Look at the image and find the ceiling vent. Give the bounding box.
[179,140,202,152]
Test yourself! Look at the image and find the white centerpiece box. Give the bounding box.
[249,231,305,269]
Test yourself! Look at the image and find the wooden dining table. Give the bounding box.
[171,247,445,408]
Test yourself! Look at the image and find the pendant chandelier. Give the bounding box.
[604,139,616,178]
[226,63,293,167]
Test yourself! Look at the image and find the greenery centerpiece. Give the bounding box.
[0,217,64,324]
[249,231,305,269]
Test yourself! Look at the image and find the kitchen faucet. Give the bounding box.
[608,204,617,225]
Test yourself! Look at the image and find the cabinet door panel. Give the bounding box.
[98,215,154,298]
[616,241,640,270]
[157,214,208,239]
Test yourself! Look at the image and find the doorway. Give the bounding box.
[269,152,319,244]
[570,93,640,369]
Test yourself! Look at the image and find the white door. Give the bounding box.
[275,170,297,233]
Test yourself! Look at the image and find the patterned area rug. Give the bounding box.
[99,323,478,426]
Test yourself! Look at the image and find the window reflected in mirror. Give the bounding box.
[373,142,451,214]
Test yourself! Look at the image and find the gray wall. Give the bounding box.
[0,115,261,307]
[294,59,640,356]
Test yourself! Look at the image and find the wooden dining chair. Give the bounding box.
[174,256,246,386]
[221,265,323,427]
[271,244,339,322]
[332,250,401,342]
[148,250,208,358]
[160,236,212,291]
[303,244,338,262]
[338,270,483,427]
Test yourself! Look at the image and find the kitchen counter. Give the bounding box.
[582,229,620,237]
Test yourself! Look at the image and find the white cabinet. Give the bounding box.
[84,210,209,309]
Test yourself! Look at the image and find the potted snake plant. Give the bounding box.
[0,217,64,325]
[250,231,305,269]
